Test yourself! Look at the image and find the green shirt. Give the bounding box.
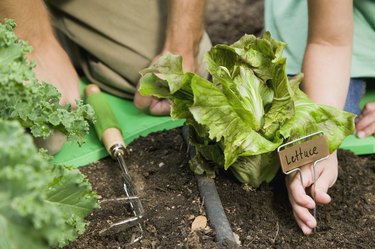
[265,0,375,78]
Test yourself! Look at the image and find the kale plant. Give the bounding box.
[0,19,94,145]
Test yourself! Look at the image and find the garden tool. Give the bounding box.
[277,131,330,232]
[86,84,144,243]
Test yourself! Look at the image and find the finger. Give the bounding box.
[310,154,338,204]
[286,168,317,234]
[356,110,375,128]
[361,102,375,116]
[133,90,153,110]
[356,111,375,138]
[288,183,317,234]
[288,187,316,227]
[310,172,333,205]
[149,99,171,115]
[292,206,316,235]
[294,214,313,235]
[287,174,316,209]
[356,102,375,130]
[60,96,78,109]
[61,86,80,108]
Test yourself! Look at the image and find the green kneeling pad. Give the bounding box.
[340,86,375,155]
[52,81,184,167]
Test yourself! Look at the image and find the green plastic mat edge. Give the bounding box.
[51,82,184,167]
[339,88,375,155]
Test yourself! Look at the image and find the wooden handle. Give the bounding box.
[102,128,126,152]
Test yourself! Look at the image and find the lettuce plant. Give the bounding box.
[0,19,94,145]
[139,32,355,187]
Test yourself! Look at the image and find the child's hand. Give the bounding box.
[285,151,338,235]
[356,102,375,138]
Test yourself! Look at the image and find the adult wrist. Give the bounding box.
[163,27,203,56]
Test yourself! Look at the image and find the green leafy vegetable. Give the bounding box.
[139,32,355,187]
[0,119,99,249]
[0,19,94,145]
[0,19,99,248]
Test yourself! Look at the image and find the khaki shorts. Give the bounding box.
[40,0,211,155]
[46,0,212,98]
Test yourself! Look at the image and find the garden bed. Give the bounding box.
[65,0,374,248]
[65,127,375,248]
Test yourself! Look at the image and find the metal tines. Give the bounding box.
[99,143,144,244]
[277,131,330,232]
[85,84,144,244]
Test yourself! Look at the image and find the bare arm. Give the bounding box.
[0,0,80,106]
[134,0,206,115]
[287,0,353,235]
[302,0,353,108]
[162,0,205,70]
[0,0,54,47]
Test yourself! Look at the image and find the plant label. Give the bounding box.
[278,136,330,173]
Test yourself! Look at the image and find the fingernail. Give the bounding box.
[302,227,312,235]
[307,220,315,228]
[323,193,332,203]
[357,131,366,139]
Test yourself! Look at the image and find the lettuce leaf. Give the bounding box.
[139,32,355,187]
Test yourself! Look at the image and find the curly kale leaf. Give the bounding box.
[0,19,94,145]
[0,119,99,249]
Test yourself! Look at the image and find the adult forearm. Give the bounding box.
[163,0,206,57]
[0,0,80,107]
[134,0,207,115]
[301,0,353,109]
[0,0,55,48]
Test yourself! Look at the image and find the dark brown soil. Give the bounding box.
[205,0,264,44]
[65,1,375,248]
[65,128,218,249]
[65,127,375,249]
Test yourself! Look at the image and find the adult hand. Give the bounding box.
[30,39,79,154]
[133,0,204,116]
[355,102,375,138]
[285,151,338,235]
[0,0,80,107]
[31,38,80,108]
[133,52,197,115]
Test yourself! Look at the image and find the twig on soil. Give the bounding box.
[99,197,134,203]
[99,196,148,204]
[272,221,280,244]
[199,197,205,214]
[155,186,168,192]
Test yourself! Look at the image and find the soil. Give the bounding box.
[65,127,375,249]
[65,1,375,248]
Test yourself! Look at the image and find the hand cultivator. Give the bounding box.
[86,84,144,243]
